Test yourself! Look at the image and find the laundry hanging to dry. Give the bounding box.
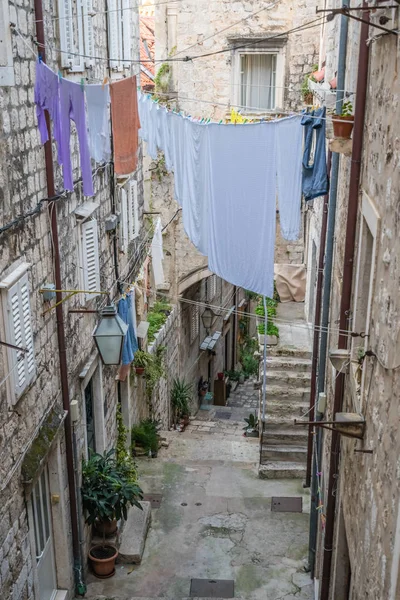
[110,76,141,175]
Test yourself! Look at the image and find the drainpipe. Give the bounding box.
[320,7,370,599]
[34,1,84,595]
[307,0,350,578]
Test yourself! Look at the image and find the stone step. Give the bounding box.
[261,445,307,462]
[258,461,307,479]
[266,356,312,372]
[117,501,151,564]
[264,385,311,401]
[268,347,312,360]
[266,369,311,386]
[261,402,309,418]
[262,428,308,446]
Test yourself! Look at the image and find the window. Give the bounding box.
[0,0,14,85]
[0,264,35,400]
[80,219,100,300]
[240,53,277,110]
[120,179,139,251]
[108,0,132,71]
[190,304,199,344]
[206,275,216,302]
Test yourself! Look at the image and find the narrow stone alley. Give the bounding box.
[84,387,312,600]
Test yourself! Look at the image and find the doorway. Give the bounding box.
[31,468,57,600]
[85,378,96,453]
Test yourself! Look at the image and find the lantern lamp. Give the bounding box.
[93,304,128,365]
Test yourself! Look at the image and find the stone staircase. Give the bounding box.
[259,350,312,479]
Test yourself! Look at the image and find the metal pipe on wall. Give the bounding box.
[320,6,370,598]
[33,0,83,593]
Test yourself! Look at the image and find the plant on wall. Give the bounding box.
[147,301,171,342]
[131,418,159,455]
[144,345,166,409]
[116,404,138,484]
[171,378,193,426]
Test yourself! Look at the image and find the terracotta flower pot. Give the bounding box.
[135,367,145,375]
[94,518,117,538]
[181,414,190,426]
[332,115,354,139]
[217,372,224,381]
[89,544,118,578]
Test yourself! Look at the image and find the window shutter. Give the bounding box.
[122,0,131,68]
[81,219,100,300]
[108,0,121,70]
[6,274,35,399]
[120,188,128,251]
[190,305,199,343]
[82,0,95,68]
[58,0,75,69]
[128,180,139,240]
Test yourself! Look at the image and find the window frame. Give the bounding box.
[231,39,286,115]
[78,218,101,301]
[108,0,132,71]
[0,263,36,402]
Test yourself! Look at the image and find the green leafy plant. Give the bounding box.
[131,418,159,454]
[144,345,166,406]
[147,301,171,342]
[171,378,193,421]
[337,100,353,117]
[133,350,152,369]
[224,370,242,382]
[241,354,259,377]
[245,290,260,301]
[258,321,279,337]
[81,449,143,527]
[116,405,138,483]
[154,63,171,93]
[243,413,258,431]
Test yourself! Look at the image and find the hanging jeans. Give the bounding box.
[301,107,328,201]
[59,79,94,196]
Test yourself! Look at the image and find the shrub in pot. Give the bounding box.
[243,412,259,438]
[81,449,143,577]
[133,350,152,375]
[332,101,354,139]
[131,418,159,457]
[171,378,193,428]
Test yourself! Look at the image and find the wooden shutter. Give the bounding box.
[82,0,95,68]
[81,220,100,300]
[128,180,139,240]
[58,0,75,68]
[120,188,128,251]
[108,0,122,70]
[122,0,131,68]
[6,273,35,399]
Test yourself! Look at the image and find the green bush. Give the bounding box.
[131,419,159,454]
[147,301,171,342]
[242,354,259,377]
[257,321,279,337]
[171,378,193,418]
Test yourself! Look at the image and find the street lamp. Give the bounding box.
[201,306,216,334]
[93,304,128,365]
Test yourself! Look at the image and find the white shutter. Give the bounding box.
[108,0,121,70]
[82,0,95,68]
[122,0,131,68]
[5,273,35,399]
[120,188,128,251]
[74,0,85,72]
[128,180,139,240]
[58,0,75,69]
[81,219,100,300]
[190,305,199,343]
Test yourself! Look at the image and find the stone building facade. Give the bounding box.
[306,3,400,599]
[0,1,147,598]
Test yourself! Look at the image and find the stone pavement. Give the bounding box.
[83,405,313,600]
[226,377,259,411]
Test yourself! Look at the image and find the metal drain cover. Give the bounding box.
[190,578,234,598]
[143,493,163,509]
[215,411,231,420]
[271,497,303,513]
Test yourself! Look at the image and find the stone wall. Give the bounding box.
[312,3,400,598]
[0,1,144,598]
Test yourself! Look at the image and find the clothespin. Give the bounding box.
[38,54,43,63]
[58,70,62,83]
[102,76,108,89]
[243,118,248,124]
[219,120,223,125]
[80,78,84,92]
[207,118,211,124]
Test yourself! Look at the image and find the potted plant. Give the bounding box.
[131,418,159,457]
[171,378,193,428]
[332,100,354,139]
[243,412,259,438]
[81,449,143,578]
[217,372,224,381]
[133,350,151,375]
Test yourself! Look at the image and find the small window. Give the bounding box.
[80,219,100,300]
[120,180,139,251]
[240,53,277,110]
[190,304,199,344]
[108,0,132,71]
[0,0,14,85]
[0,266,35,401]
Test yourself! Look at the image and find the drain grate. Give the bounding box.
[215,411,231,420]
[190,578,234,598]
[271,497,303,513]
[143,493,163,509]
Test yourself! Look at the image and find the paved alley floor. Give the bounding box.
[84,401,313,600]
